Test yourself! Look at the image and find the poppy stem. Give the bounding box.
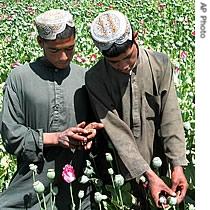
[70,183,75,210]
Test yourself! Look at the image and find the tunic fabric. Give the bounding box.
[85,48,188,181]
[0,57,92,210]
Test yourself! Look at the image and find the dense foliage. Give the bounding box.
[0,0,194,209]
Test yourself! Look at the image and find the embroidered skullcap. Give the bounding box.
[35,9,74,40]
[90,10,132,51]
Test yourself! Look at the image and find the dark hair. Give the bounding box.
[101,39,133,58]
[42,25,76,42]
[101,27,135,58]
[56,25,76,39]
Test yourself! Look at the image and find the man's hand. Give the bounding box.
[58,126,89,149]
[171,166,188,204]
[43,122,104,150]
[145,169,176,208]
[77,121,104,150]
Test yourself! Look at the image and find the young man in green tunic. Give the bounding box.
[85,10,188,209]
[0,9,103,209]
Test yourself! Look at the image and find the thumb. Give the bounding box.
[95,123,104,129]
[171,182,178,192]
[77,121,86,128]
[164,185,177,197]
[88,122,104,129]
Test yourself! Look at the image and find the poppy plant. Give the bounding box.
[62,164,76,209]
[62,164,76,183]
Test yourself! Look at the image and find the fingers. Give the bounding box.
[70,132,88,142]
[176,190,182,204]
[58,137,70,148]
[152,193,162,208]
[171,182,184,204]
[171,168,188,204]
[58,123,102,150]
[69,127,88,138]
[58,127,87,149]
[58,135,83,149]
[86,129,96,139]
[153,192,168,208]
[76,122,104,130]
[92,122,104,129]
[84,141,92,150]
[153,188,174,208]
[171,177,180,192]
[77,121,86,128]
[164,185,177,197]
[85,122,104,130]
[154,188,176,208]
[176,184,188,204]
[150,178,176,208]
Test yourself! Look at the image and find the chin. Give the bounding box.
[55,63,70,70]
[119,69,131,74]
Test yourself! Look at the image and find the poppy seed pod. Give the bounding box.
[167,196,177,206]
[78,190,84,199]
[139,175,147,183]
[29,164,38,172]
[94,192,107,203]
[159,195,167,204]
[33,181,45,193]
[47,168,55,180]
[183,121,191,130]
[152,157,162,168]
[108,168,114,175]
[84,167,94,177]
[105,153,113,162]
[114,174,124,187]
[79,175,90,184]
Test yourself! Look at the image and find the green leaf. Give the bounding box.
[121,182,131,191]
[185,163,195,188]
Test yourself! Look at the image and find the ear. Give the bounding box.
[133,32,138,42]
[37,36,44,48]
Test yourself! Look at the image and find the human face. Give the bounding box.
[105,43,138,74]
[38,36,75,69]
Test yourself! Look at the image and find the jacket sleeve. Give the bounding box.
[159,56,188,167]
[85,71,150,180]
[1,75,43,163]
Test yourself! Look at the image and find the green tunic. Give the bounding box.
[85,48,187,181]
[0,57,92,209]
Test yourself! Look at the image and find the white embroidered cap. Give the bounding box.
[35,9,74,40]
[90,10,132,51]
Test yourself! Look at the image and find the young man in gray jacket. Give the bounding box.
[85,10,188,209]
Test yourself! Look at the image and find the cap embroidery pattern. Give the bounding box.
[35,9,74,40]
[91,10,132,51]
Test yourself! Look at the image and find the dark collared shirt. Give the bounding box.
[0,57,91,209]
